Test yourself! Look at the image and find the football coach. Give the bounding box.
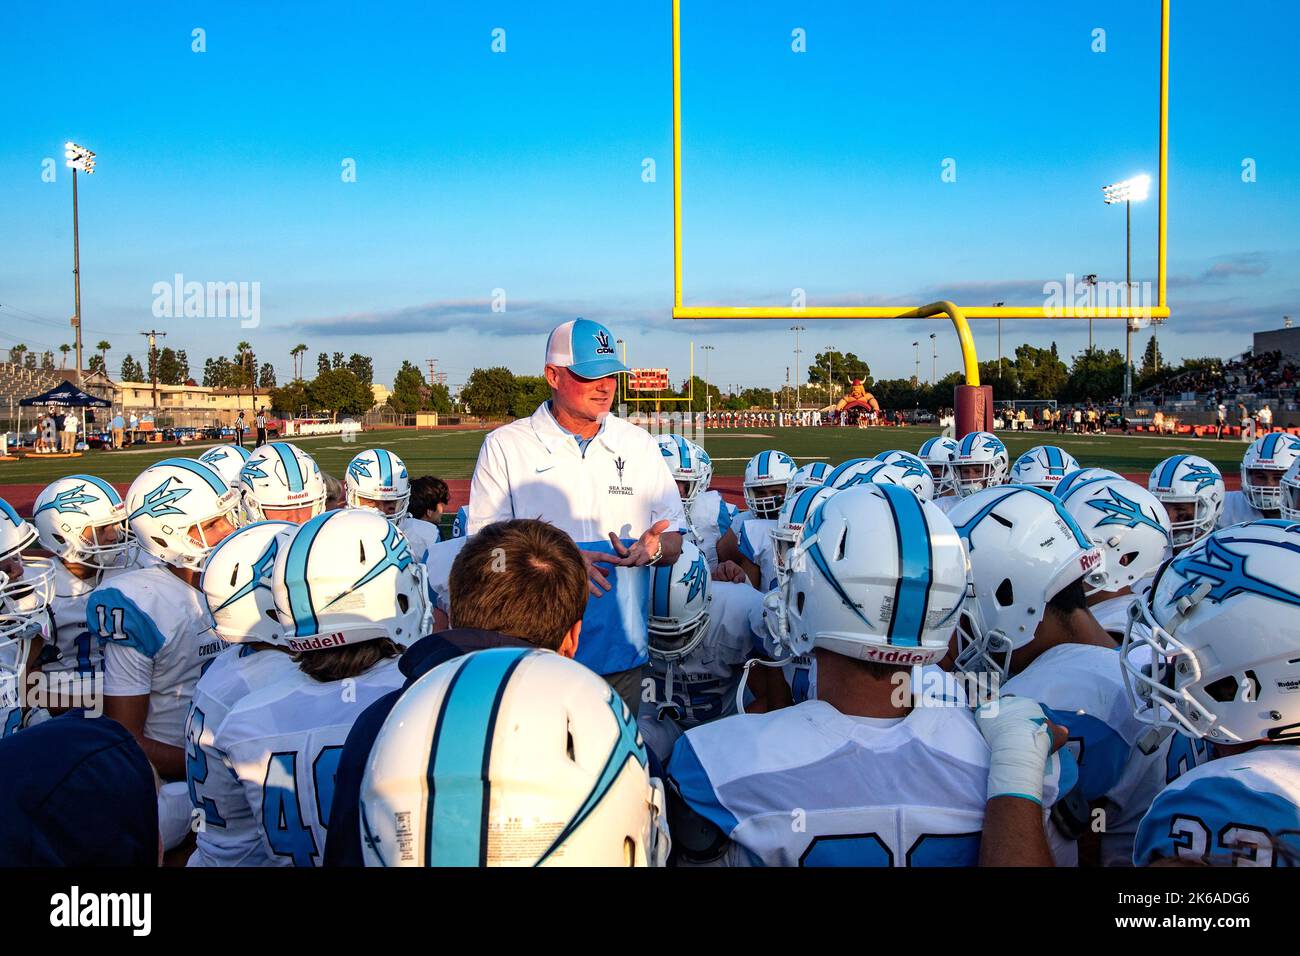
[467,318,685,709]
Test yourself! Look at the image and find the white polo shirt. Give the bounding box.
[467,400,687,675]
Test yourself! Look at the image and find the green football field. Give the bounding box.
[0,424,1249,491]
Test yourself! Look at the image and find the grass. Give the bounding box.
[0,424,1250,490]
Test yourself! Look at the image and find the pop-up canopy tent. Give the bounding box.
[18,382,111,409]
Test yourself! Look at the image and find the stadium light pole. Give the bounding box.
[701,344,714,415]
[615,338,625,406]
[993,302,1005,381]
[1103,174,1151,407]
[1082,275,1098,353]
[824,347,835,407]
[912,341,919,387]
[929,333,937,385]
[64,141,96,387]
[790,326,805,409]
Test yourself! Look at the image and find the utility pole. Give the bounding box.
[139,330,166,410]
[930,333,937,385]
[790,326,805,409]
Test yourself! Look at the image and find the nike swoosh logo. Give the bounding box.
[535,465,555,473]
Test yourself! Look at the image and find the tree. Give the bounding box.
[331,352,345,370]
[679,375,722,413]
[157,347,183,385]
[317,352,330,377]
[23,351,36,369]
[259,363,276,389]
[58,344,70,368]
[307,367,373,421]
[1138,335,1164,383]
[120,354,143,382]
[806,350,872,389]
[176,349,191,384]
[460,367,516,419]
[346,354,373,387]
[390,361,427,415]
[8,345,26,365]
[1065,347,1126,404]
[427,381,453,415]
[41,350,54,370]
[1012,342,1069,400]
[96,340,111,372]
[267,380,310,417]
[88,354,105,375]
[203,356,236,388]
[511,375,552,418]
[290,343,308,381]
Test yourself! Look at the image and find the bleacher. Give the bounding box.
[0,362,63,410]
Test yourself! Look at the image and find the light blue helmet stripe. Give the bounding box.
[270,443,304,493]
[1261,432,1281,459]
[959,433,979,456]
[155,458,228,496]
[425,648,531,866]
[826,458,869,485]
[1158,455,1187,489]
[0,498,22,528]
[283,510,336,636]
[879,483,931,647]
[1044,446,1063,474]
[791,487,820,524]
[73,474,124,505]
[757,450,771,476]
[376,449,394,487]
[804,504,874,630]
[811,462,830,480]
[652,562,673,617]
[673,435,691,469]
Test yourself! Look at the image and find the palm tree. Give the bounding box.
[97,340,111,376]
[290,343,308,381]
[59,344,71,369]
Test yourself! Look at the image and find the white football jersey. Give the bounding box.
[685,491,736,571]
[669,673,1070,866]
[1004,642,1200,867]
[216,657,404,867]
[1134,746,1300,867]
[398,516,440,563]
[185,645,299,867]
[424,536,469,615]
[640,581,762,762]
[88,566,226,748]
[1089,594,1139,640]
[738,517,778,592]
[45,561,126,680]
[1218,490,1267,528]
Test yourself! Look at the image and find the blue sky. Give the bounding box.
[2,0,1297,393]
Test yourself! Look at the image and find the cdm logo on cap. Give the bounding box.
[545,318,631,380]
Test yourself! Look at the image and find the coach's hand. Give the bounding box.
[578,550,619,598]
[608,520,672,567]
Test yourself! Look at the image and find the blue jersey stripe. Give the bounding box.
[155,458,228,496]
[425,648,530,865]
[880,484,930,647]
[282,510,335,636]
[270,443,304,493]
[1158,455,1187,489]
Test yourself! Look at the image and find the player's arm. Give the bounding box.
[734,528,762,590]
[715,528,741,565]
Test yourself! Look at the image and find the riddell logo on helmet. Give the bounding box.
[1080,551,1101,573]
[285,491,310,501]
[285,633,346,652]
[863,647,930,665]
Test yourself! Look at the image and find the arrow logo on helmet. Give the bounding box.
[35,484,99,517]
[1170,534,1300,609]
[129,477,192,520]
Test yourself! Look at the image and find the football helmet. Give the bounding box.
[197,444,253,491]
[768,483,967,666]
[125,458,243,571]
[1241,433,1300,512]
[873,450,936,500]
[1123,521,1300,744]
[919,436,959,496]
[1052,467,1123,500]
[450,506,470,540]
[0,498,53,619]
[33,475,135,570]
[948,486,1104,678]
[0,498,38,564]
[771,485,838,581]
[743,451,797,519]
[951,432,1009,497]
[345,448,411,522]
[828,459,908,492]
[1058,477,1172,596]
[647,540,712,661]
[656,434,713,503]
[1280,458,1300,523]
[786,461,832,498]
[1009,446,1080,492]
[1148,455,1225,551]
[239,441,326,524]
[200,521,296,644]
[0,595,43,717]
[359,647,670,866]
[271,508,431,652]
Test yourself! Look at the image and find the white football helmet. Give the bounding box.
[239,441,326,524]
[125,458,243,571]
[1058,477,1172,596]
[0,498,53,621]
[919,436,959,496]
[1148,455,1226,551]
[647,540,711,661]
[768,483,967,666]
[1009,446,1081,492]
[0,498,37,564]
[951,432,1009,497]
[948,486,1104,678]
[0,597,43,717]
[771,485,839,582]
[743,451,797,519]
[873,450,936,501]
[786,461,832,498]
[828,459,907,491]
[656,435,713,503]
[33,475,136,570]
[1052,467,1123,499]
[197,444,253,490]
[1241,433,1300,512]
[200,521,296,644]
[1280,459,1300,524]
[360,647,670,866]
[1123,521,1300,744]
[271,508,431,653]
[345,448,411,522]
